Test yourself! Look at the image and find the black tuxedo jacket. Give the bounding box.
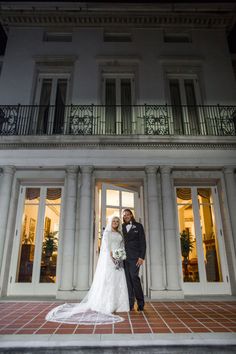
[122,221,146,260]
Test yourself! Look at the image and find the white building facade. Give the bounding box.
[0,1,236,300]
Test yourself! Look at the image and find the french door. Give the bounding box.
[103,75,135,134]
[94,182,147,294]
[8,186,63,296]
[34,74,70,134]
[176,186,230,295]
[168,75,203,135]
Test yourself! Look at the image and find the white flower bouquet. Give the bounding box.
[112,248,126,270]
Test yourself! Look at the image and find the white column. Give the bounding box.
[76,166,93,291]
[145,166,164,291]
[160,166,180,290]
[0,166,15,272]
[60,166,78,291]
[224,167,236,252]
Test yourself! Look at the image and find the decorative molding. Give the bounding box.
[159,55,204,65]
[33,55,78,66]
[0,11,234,31]
[96,56,141,64]
[0,141,235,150]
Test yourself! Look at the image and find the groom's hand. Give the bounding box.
[136,258,144,267]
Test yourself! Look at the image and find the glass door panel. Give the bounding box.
[106,189,119,206]
[176,188,199,282]
[121,191,134,209]
[16,188,40,283]
[40,188,62,283]
[197,188,223,282]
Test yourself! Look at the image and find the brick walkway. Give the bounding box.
[0,301,236,335]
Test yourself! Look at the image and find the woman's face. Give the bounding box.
[112,218,120,230]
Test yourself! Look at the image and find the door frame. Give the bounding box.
[7,185,64,296]
[94,181,147,295]
[175,185,231,295]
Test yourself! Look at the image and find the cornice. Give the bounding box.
[0,140,235,150]
[0,10,234,31]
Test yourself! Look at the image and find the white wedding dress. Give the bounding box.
[45,222,129,325]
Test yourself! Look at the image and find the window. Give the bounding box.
[103,75,134,134]
[168,75,201,135]
[104,30,132,42]
[43,31,72,42]
[34,74,70,134]
[164,31,192,43]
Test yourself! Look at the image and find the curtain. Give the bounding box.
[176,188,192,201]
[169,79,184,134]
[46,188,62,201]
[105,79,116,134]
[37,79,52,134]
[54,79,67,134]
[25,188,40,201]
[185,79,200,134]
[121,79,132,134]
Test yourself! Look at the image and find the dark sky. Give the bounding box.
[2,0,236,3]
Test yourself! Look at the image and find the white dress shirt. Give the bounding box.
[126,222,132,232]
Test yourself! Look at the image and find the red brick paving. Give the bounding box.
[0,301,235,335]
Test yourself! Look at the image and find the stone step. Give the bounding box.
[1,346,236,354]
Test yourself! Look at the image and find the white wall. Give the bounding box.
[0,26,236,105]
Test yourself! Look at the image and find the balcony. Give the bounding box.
[0,104,235,137]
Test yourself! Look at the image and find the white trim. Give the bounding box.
[8,185,64,296]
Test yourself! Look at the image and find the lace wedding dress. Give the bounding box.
[45,221,129,325]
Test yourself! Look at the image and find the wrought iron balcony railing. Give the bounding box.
[0,104,235,137]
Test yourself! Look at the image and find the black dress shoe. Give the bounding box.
[137,305,144,311]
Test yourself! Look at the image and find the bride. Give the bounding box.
[45,216,129,324]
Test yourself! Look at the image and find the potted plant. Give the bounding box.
[180,230,194,281]
[43,231,58,259]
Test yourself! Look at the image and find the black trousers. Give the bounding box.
[124,259,144,308]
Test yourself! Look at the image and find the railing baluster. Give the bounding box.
[0,104,235,137]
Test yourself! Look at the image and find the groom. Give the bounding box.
[122,209,146,311]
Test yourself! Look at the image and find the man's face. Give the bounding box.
[123,211,132,223]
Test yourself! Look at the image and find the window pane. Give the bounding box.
[197,188,212,204]
[122,191,134,208]
[106,189,119,206]
[16,188,40,283]
[46,188,62,204]
[177,202,199,282]
[106,207,120,222]
[176,188,192,204]
[40,190,61,283]
[198,191,223,282]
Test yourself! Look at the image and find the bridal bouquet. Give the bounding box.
[112,248,126,270]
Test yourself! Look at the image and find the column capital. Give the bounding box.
[3,166,15,176]
[160,166,173,175]
[80,165,94,174]
[66,166,78,175]
[145,165,158,175]
[224,166,236,175]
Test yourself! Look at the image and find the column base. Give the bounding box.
[149,289,184,300]
[56,289,88,300]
